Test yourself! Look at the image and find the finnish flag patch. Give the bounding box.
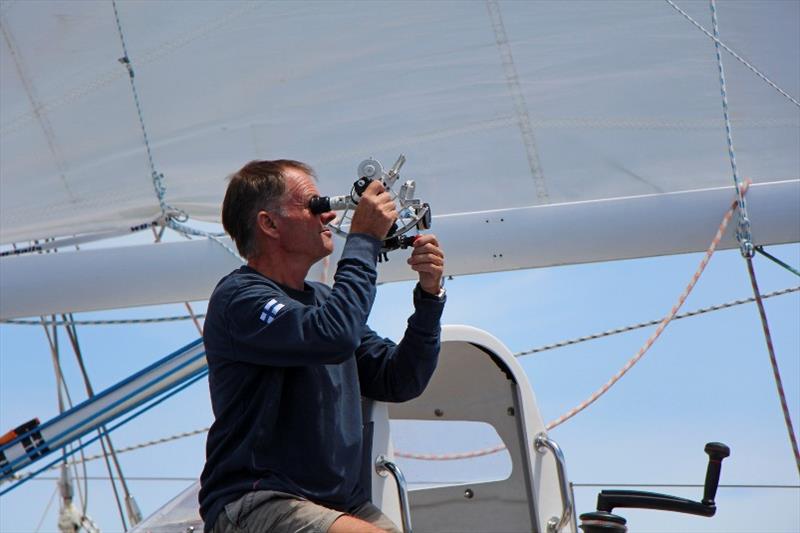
[259,298,285,325]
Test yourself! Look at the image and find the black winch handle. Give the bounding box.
[702,442,731,506]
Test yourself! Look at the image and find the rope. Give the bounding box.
[110,1,243,265]
[0,221,157,257]
[572,483,800,489]
[30,428,210,473]
[746,258,800,476]
[708,0,797,474]
[664,0,800,109]
[515,286,799,356]
[63,314,139,525]
[755,246,800,278]
[395,444,507,461]
[33,487,59,533]
[2,314,207,326]
[0,370,208,496]
[545,182,748,430]
[111,0,186,226]
[184,302,204,335]
[709,0,752,258]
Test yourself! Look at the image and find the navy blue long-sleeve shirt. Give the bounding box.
[199,234,445,530]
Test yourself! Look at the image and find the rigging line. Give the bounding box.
[33,486,59,533]
[41,316,92,519]
[0,371,209,497]
[53,428,210,470]
[746,258,800,476]
[29,476,198,482]
[545,182,748,431]
[485,0,548,202]
[2,347,207,474]
[396,444,507,461]
[0,220,158,258]
[61,319,118,524]
[709,0,752,258]
[572,483,800,489]
[185,302,204,335]
[3,314,208,326]
[514,286,800,357]
[663,0,800,109]
[110,0,240,260]
[110,0,184,223]
[755,246,800,278]
[41,318,101,528]
[63,315,139,526]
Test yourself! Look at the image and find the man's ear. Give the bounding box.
[256,211,279,239]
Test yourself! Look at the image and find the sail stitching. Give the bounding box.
[486,0,549,202]
[0,17,77,204]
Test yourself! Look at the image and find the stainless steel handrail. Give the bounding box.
[534,433,574,532]
[375,455,413,533]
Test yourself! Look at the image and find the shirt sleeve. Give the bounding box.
[356,284,446,402]
[225,233,381,366]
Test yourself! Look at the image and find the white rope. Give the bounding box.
[545,184,747,430]
[664,0,800,108]
[708,0,753,257]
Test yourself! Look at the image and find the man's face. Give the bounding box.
[273,168,336,263]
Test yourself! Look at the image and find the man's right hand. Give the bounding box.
[349,180,397,241]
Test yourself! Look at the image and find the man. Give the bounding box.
[199,159,446,533]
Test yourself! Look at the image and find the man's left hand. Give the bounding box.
[407,234,445,295]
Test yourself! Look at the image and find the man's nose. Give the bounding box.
[321,211,336,224]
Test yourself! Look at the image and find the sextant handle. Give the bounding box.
[702,442,730,506]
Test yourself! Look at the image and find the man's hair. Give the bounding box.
[221,159,314,259]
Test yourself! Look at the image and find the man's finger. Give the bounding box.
[411,243,443,257]
[413,234,439,248]
[407,253,444,266]
[411,262,444,275]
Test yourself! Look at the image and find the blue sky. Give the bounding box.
[1,239,798,533]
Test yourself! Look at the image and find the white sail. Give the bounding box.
[1,1,798,532]
[2,1,797,245]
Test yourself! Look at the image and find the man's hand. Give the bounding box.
[350,181,397,241]
[408,234,444,295]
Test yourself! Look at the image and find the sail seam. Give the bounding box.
[486,0,549,202]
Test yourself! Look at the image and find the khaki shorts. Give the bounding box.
[212,490,401,533]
